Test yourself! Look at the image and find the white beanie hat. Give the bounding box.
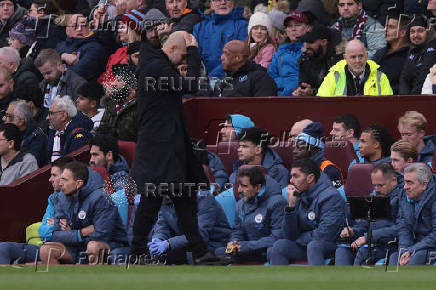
[248,12,273,38]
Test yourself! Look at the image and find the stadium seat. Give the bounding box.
[118,141,136,168]
[344,164,375,197]
[269,142,293,169]
[324,141,359,179]
[216,141,239,175]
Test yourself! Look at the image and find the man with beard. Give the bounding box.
[293,24,343,96]
[34,49,86,108]
[399,15,436,95]
[317,40,392,96]
[96,64,138,142]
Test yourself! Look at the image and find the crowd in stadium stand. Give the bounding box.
[0,0,435,266]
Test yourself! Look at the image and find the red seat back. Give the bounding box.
[216,141,239,175]
[344,163,374,197]
[269,142,293,169]
[118,141,136,168]
[324,141,359,179]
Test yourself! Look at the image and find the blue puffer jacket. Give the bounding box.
[231,175,287,254]
[56,34,106,80]
[108,155,129,192]
[51,168,129,249]
[22,121,48,167]
[351,187,402,244]
[418,135,436,163]
[398,177,436,254]
[46,111,93,161]
[267,42,303,96]
[207,151,229,189]
[193,8,248,78]
[230,148,289,189]
[282,173,346,246]
[152,192,231,251]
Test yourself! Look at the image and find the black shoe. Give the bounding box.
[193,251,230,266]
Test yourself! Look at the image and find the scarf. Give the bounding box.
[334,9,368,40]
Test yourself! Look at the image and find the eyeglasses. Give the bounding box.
[48,111,63,116]
[211,0,233,2]
[0,138,9,142]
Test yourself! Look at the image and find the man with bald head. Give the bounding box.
[55,14,106,81]
[290,119,312,144]
[213,40,277,97]
[132,31,224,265]
[317,40,392,97]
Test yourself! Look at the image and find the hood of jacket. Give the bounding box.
[65,111,94,135]
[262,148,285,171]
[421,134,436,156]
[14,57,42,80]
[199,7,245,23]
[328,59,380,73]
[78,167,104,201]
[109,155,129,176]
[277,41,304,53]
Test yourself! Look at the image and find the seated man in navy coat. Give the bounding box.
[268,158,345,265]
[215,166,287,262]
[39,161,128,265]
[389,163,436,266]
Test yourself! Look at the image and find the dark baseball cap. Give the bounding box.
[299,24,331,43]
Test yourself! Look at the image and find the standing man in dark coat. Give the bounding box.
[130,31,221,264]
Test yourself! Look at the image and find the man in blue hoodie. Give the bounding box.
[268,158,346,265]
[230,127,289,189]
[398,111,436,167]
[0,156,74,264]
[268,11,310,96]
[220,114,255,143]
[40,161,128,265]
[46,95,93,162]
[215,166,286,262]
[193,0,248,78]
[389,163,436,266]
[89,134,129,192]
[148,192,232,264]
[335,163,401,266]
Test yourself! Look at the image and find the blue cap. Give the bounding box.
[230,114,255,136]
[296,121,324,149]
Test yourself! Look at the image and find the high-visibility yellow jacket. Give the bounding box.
[317,59,393,97]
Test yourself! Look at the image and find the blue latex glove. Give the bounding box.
[147,240,169,254]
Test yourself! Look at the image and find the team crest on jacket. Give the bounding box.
[255,213,263,223]
[307,211,316,221]
[239,75,248,82]
[78,210,86,220]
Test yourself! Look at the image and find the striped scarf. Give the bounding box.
[334,9,368,40]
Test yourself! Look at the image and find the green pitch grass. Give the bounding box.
[0,265,435,290]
